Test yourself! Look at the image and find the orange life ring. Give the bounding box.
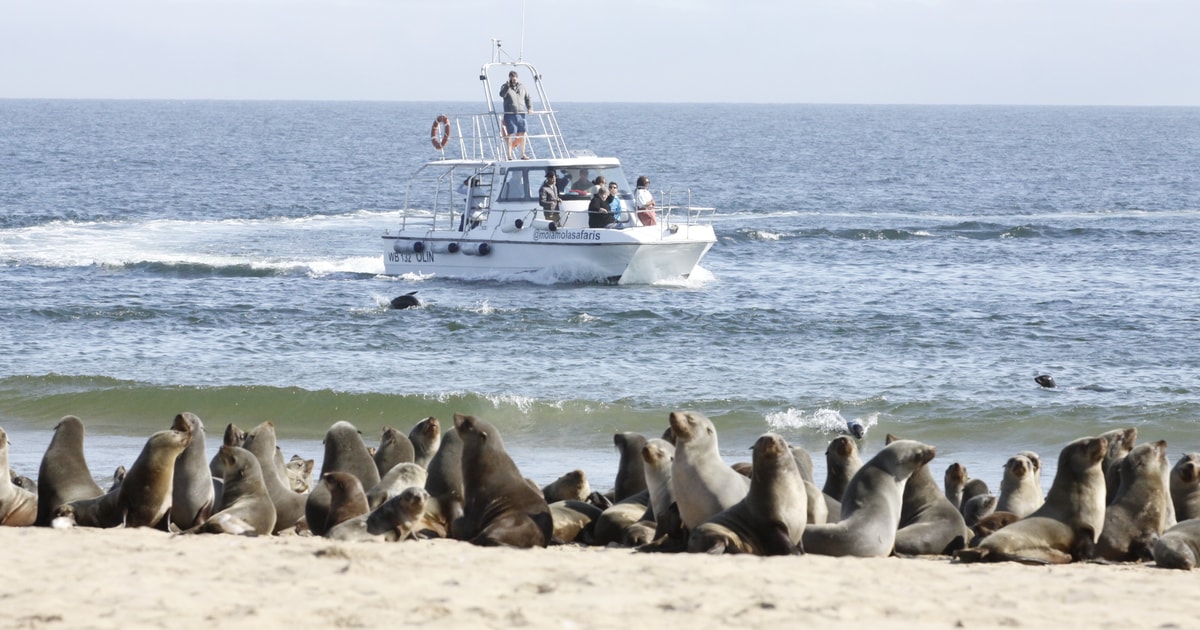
[430,115,450,149]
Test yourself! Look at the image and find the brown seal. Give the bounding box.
[422,426,463,538]
[962,494,998,527]
[373,425,415,478]
[548,499,604,544]
[409,416,442,469]
[959,478,990,515]
[451,413,552,547]
[170,412,214,530]
[688,433,807,555]
[36,415,105,526]
[1153,518,1200,570]
[822,436,862,501]
[969,511,1021,546]
[319,471,371,538]
[541,469,591,503]
[1095,440,1170,561]
[801,439,937,557]
[636,438,686,552]
[793,446,834,525]
[190,445,277,535]
[956,435,1108,564]
[1099,427,1137,502]
[305,420,381,536]
[242,421,307,533]
[366,462,428,509]
[886,433,971,555]
[0,428,38,526]
[119,428,192,529]
[995,451,1044,518]
[363,486,434,541]
[944,462,969,509]
[209,423,246,479]
[668,411,750,530]
[613,432,649,502]
[285,455,315,493]
[1169,453,1200,521]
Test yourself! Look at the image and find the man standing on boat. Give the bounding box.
[500,70,532,160]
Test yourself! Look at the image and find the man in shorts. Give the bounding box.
[499,70,532,159]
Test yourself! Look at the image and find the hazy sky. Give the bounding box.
[1,0,1197,105]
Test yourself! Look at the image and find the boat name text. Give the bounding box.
[533,230,601,242]
[388,251,435,264]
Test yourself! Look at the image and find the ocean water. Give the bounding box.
[2,99,1199,493]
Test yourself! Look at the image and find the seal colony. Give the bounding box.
[4,412,1200,571]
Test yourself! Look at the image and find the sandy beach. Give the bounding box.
[1,526,1196,630]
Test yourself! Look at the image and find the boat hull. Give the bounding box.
[382,225,714,284]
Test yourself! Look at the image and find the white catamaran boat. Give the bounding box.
[380,43,716,284]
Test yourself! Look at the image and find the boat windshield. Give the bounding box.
[497,164,631,202]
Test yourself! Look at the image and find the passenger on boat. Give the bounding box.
[608,182,627,225]
[457,176,487,230]
[589,175,607,196]
[635,175,657,226]
[555,169,572,194]
[499,71,532,160]
[588,187,617,228]
[540,173,563,224]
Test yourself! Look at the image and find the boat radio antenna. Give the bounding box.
[518,0,527,60]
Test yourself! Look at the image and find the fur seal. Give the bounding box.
[36,415,105,526]
[802,439,937,557]
[191,445,277,535]
[688,433,807,555]
[367,486,433,540]
[957,435,1108,564]
[306,421,381,537]
[542,469,591,503]
[1169,453,1200,521]
[613,432,648,502]
[1153,518,1200,570]
[885,434,971,555]
[844,416,867,440]
[451,413,552,547]
[944,462,969,509]
[169,412,214,530]
[209,423,246,479]
[120,428,192,529]
[320,471,371,538]
[1099,427,1137,503]
[793,446,834,525]
[285,455,315,493]
[423,426,463,538]
[969,511,1021,546]
[374,425,415,478]
[366,462,427,509]
[548,500,603,544]
[822,436,862,501]
[409,416,441,469]
[592,498,650,547]
[962,494,998,527]
[1035,374,1056,388]
[389,290,421,309]
[0,428,38,526]
[668,411,750,530]
[636,438,686,552]
[1095,440,1170,561]
[242,422,308,533]
[995,452,1044,518]
[960,478,990,514]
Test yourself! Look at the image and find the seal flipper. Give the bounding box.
[762,522,799,556]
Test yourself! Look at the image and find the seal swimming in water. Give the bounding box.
[389,291,421,309]
[957,435,1108,564]
[688,433,807,556]
[36,415,105,526]
[802,439,937,557]
[451,413,552,548]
